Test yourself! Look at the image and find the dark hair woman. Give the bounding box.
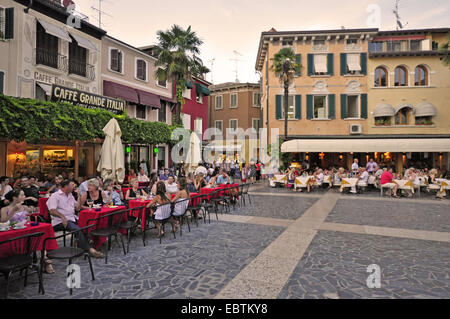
[171,178,190,232]
[145,181,170,237]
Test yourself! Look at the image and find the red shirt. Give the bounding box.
[380,171,393,185]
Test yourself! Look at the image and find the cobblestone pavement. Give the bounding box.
[2,184,449,299]
[326,199,450,232]
[4,221,285,299]
[233,194,319,220]
[279,230,450,299]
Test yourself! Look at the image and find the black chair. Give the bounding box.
[241,183,252,206]
[40,225,95,296]
[0,232,44,299]
[87,210,127,264]
[210,189,230,214]
[171,198,190,236]
[187,194,207,227]
[198,193,216,224]
[119,207,142,253]
[150,202,175,244]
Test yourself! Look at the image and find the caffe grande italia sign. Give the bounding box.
[51,85,125,114]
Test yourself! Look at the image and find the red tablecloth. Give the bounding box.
[199,187,221,200]
[38,197,49,220]
[0,223,58,258]
[138,182,150,187]
[122,187,146,198]
[78,206,127,249]
[128,199,151,231]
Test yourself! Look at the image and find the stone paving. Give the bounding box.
[2,183,449,299]
[326,199,450,232]
[279,230,450,299]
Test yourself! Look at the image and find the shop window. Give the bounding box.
[136,104,146,120]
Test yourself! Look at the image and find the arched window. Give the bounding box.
[414,65,428,86]
[374,66,388,87]
[394,66,408,86]
[395,107,413,125]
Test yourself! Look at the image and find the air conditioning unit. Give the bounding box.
[349,124,362,135]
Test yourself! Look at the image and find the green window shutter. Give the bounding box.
[327,53,334,76]
[340,53,347,75]
[360,53,367,75]
[328,94,336,119]
[295,54,301,76]
[340,94,347,119]
[295,95,301,119]
[0,71,4,95]
[265,59,269,83]
[275,95,282,119]
[306,95,313,119]
[307,54,314,76]
[361,94,368,119]
[5,8,14,39]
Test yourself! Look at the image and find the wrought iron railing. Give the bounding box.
[34,47,68,72]
[69,59,95,81]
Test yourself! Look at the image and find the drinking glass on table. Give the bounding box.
[87,199,94,211]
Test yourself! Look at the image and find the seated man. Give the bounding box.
[165,176,179,194]
[216,170,231,185]
[137,168,150,183]
[47,180,104,258]
[380,167,399,197]
[159,169,170,181]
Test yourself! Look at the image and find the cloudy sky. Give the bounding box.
[73,0,450,84]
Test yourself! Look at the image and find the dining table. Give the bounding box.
[294,176,311,190]
[78,205,127,249]
[340,178,359,192]
[393,179,415,194]
[273,174,287,184]
[38,197,50,220]
[0,222,58,258]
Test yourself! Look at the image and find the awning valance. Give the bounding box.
[69,31,97,51]
[373,103,395,117]
[415,102,437,117]
[37,19,72,42]
[36,82,52,96]
[195,83,210,96]
[136,89,161,109]
[103,81,139,104]
[185,80,193,89]
[281,138,450,153]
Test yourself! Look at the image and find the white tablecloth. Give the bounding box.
[393,179,414,193]
[294,176,311,189]
[341,178,358,188]
[273,174,287,184]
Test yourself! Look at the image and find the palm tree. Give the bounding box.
[154,25,210,125]
[270,48,301,140]
[438,32,450,67]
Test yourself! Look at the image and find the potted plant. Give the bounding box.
[424,119,433,125]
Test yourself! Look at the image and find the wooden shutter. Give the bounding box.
[361,94,368,119]
[340,94,347,119]
[360,53,367,75]
[307,54,314,76]
[295,54,301,76]
[295,95,301,119]
[327,53,334,75]
[110,49,118,71]
[137,60,146,80]
[5,8,14,39]
[306,95,313,119]
[275,95,282,119]
[340,53,347,75]
[117,51,122,73]
[328,94,335,119]
[0,71,4,94]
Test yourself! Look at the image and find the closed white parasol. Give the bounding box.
[97,118,125,183]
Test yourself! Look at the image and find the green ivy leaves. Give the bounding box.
[0,95,178,145]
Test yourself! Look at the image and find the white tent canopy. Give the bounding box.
[97,118,125,183]
[281,138,450,153]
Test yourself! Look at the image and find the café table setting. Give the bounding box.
[294,176,311,191]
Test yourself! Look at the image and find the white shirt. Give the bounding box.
[138,174,150,182]
[0,184,12,200]
[351,162,359,171]
[78,181,89,196]
[359,171,369,184]
[317,173,324,183]
[166,183,179,194]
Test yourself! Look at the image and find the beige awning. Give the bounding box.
[415,102,437,117]
[281,138,450,153]
[37,19,72,42]
[373,103,395,117]
[314,54,327,73]
[395,103,415,114]
[69,31,97,51]
[347,53,361,72]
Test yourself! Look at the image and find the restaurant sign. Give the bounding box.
[51,85,125,114]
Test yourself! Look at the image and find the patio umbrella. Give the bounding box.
[185,132,202,173]
[97,118,125,183]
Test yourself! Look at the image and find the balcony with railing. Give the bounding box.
[34,47,68,72]
[69,59,95,81]
[369,39,440,57]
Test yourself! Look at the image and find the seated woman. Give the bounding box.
[125,178,148,200]
[194,173,207,192]
[145,181,172,238]
[79,178,108,209]
[171,178,190,232]
[103,179,124,206]
[0,189,32,223]
[1,189,55,274]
